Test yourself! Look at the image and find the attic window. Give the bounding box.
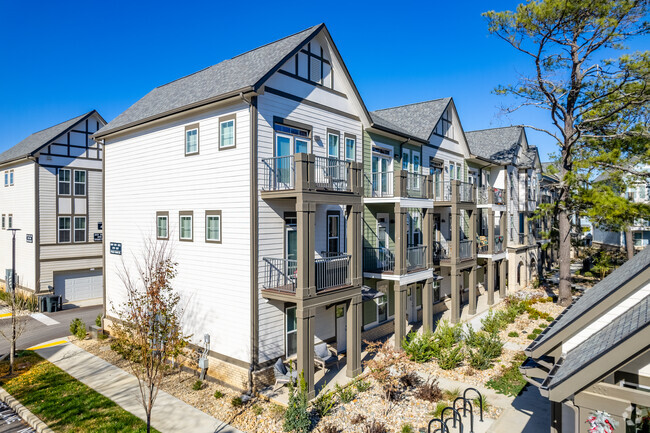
[435,108,454,140]
[295,43,332,88]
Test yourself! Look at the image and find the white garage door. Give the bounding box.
[54,270,103,303]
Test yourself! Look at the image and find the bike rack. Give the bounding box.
[462,388,484,422]
[453,397,474,433]
[440,407,463,433]
[427,418,450,433]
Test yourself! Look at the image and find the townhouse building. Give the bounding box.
[0,111,106,304]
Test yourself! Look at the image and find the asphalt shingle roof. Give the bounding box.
[465,126,524,164]
[528,246,650,352]
[0,111,93,165]
[370,98,451,142]
[545,294,650,389]
[96,25,322,137]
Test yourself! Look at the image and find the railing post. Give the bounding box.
[347,204,362,286]
[423,208,434,268]
[488,186,494,205]
[307,153,316,191]
[295,153,308,192]
[297,200,315,298]
[469,208,477,260]
[452,180,459,203]
[425,174,433,199]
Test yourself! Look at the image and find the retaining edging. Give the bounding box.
[0,387,54,433]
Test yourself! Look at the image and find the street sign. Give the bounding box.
[110,242,122,255]
[26,234,33,243]
[4,269,14,292]
[94,233,103,242]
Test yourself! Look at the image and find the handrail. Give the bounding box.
[314,156,351,192]
[366,171,394,197]
[406,245,427,271]
[363,247,395,273]
[261,155,295,191]
[315,253,350,291]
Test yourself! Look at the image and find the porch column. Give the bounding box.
[499,258,507,298]
[469,208,477,259]
[347,204,363,286]
[524,213,530,245]
[297,201,316,298]
[422,277,434,333]
[450,269,460,323]
[487,258,495,306]
[394,203,407,275]
[394,282,408,350]
[451,205,460,264]
[296,306,315,398]
[423,208,434,268]
[469,265,477,315]
[487,209,495,255]
[500,209,507,250]
[346,295,362,378]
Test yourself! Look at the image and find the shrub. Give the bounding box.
[354,379,371,393]
[546,316,554,322]
[69,318,87,340]
[483,333,504,359]
[437,346,464,370]
[528,311,540,320]
[463,327,483,348]
[399,372,421,388]
[527,334,537,340]
[486,353,528,396]
[539,323,548,329]
[473,395,489,411]
[468,347,493,370]
[364,420,388,433]
[95,314,102,327]
[431,401,448,418]
[283,373,311,433]
[312,386,335,418]
[583,271,593,278]
[443,387,461,401]
[508,331,519,337]
[350,413,366,425]
[435,320,463,349]
[480,310,506,334]
[465,329,502,359]
[231,397,243,408]
[252,404,264,416]
[401,424,415,433]
[532,328,543,335]
[214,390,224,399]
[192,380,202,391]
[322,425,340,433]
[335,383,356,404]
[414,379,443,402]
[403,330,438,362]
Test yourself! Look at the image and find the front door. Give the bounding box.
[406,285,416,324]
[286,215,297,279]
[377,213,390,270]
[371,154,391,196]
[335,304,346,353]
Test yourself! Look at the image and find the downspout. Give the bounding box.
[98,138,107,325]
[398,138,411,162]
[241,92,259,395]
[563,398,580,433]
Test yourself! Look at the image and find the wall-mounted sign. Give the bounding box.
[98,222,103,230]
[26,234,33,243]
[94,233,103,242]
[110,242,122,255]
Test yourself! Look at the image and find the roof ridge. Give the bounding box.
[153,24,322,91]
[466,125,524,134]
[25,110,93,136]
[371,97,451,113]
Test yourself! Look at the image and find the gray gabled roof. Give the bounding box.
[520,146,539,169]
[465,126,524,165]
[528,246,650,352]
[95,24,323,138]
[369,98,451,142]
[0,111,96,165]
[543,294,650,390]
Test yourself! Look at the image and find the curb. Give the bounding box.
[0,387,55,433]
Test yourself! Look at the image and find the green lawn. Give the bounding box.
[486,352,529,397]
[0,351,158,433]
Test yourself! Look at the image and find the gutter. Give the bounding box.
[368,123,429,146]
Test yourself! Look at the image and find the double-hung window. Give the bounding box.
[156,212,169,240]
[1,215,4,229]
[377,295,388,323]
[327,211,340,254]
[58,217,71,243]
[3,171,7,187]
[74,216,86,242]
[205,210,221,243]
[179,212,193,241]
[219,115,236,150]
[74,170,86,196]
[58,169,71,195]
[328,131,339,159]
[9,170,13,186]
[345,135,356,161]
[7,214,12,229]
[185,124,199,155]
[285,306,297,357]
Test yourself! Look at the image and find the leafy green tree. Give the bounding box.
[484,0,650,306]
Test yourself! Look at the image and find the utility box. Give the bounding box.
[198,358,209,370]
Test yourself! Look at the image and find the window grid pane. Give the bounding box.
[206,216,220,241]
[180,216,192,239]
[59,217,71,243]
[345,138,355,160]
[58,169,70,195]
[157,216,168,238]
[74,170,86,195]
[220,121,234,148]
[328,134,338,158]
[186,129,198,153]
[74,217,86,242]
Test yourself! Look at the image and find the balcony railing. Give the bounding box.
[433,180,452,202]
[314,156,351,192]
[459,239,473,259]
[406,245,427,271]
[433,240,450,263]
[477,187,489,205]
[261,154,355,193]
[261,155,295,191]
[406,173,427,198]
[363,247,395,273]
[366,171,394,198]
[493,188,505,205]
[477,186,505,205]
[477,235,489,254]
[459,182,475,203]
[262,254,351,294]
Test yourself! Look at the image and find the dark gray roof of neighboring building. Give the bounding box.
[528,246,650,352]
[544,294,650,389]
[0,111,95,165]
[520,146,539,168]
[369,98,451,142]
[541,161,560,181]
[96,25,323,138]
[465,126,524,164]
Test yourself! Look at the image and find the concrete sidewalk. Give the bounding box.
[35,341,242,433]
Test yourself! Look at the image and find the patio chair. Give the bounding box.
[314,343,339,370]
[273,358,298,391]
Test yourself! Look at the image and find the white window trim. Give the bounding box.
[157,215,169,240]
[1,214,4,229]
[9,170,13,186]
[58,168,71,195]
[285,306,297,357]
[219,119,236,149]
[179,215,193,241]
[185,127,199,155]
[74,216,87,243]
[327,133,339,159]
[74,170,86,196]
[7,214,12,229]
[205,212,222,243]
[58,216,71,243]
[345,137,356,162]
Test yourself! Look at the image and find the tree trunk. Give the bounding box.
[10,305,15,375]
[558,209,573,306]
[625,229,634,259]
[146,412,151,433]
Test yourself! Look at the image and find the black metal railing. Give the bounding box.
[315,253,350,291]
[314,156,351,192]
[407,245,427,271]
[262,257,297,293]
[459,239,473,259]
[363,247,395,273]
[366,171,393,197]
[261,155,295,191]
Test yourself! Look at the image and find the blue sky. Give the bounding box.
[0,0,647,161]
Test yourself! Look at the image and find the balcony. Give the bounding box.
[458,182,475,203]
[262,254,351,295]
[432,180,476,204]
[363,247,394,274]
[477,186,506,206]
[365,170,431,200]
[433,241,450,264]
[433,180,452,202]
[459,239,473,259]
[406,246,427,272]
[261,154,362,197]
[494,235,505,253]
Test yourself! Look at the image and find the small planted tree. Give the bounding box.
[111,240,189,433]
[0,286,35,375]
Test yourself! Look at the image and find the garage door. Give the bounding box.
[53,270,103,303]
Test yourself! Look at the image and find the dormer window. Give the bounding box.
[435,108,454,140]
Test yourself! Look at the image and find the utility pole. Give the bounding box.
[7,228,20,375]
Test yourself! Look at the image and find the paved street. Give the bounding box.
[0,305,101,354]
[0,401,34,433]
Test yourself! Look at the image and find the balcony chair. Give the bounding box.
[314,342,339,370]
[273,358,298,391]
